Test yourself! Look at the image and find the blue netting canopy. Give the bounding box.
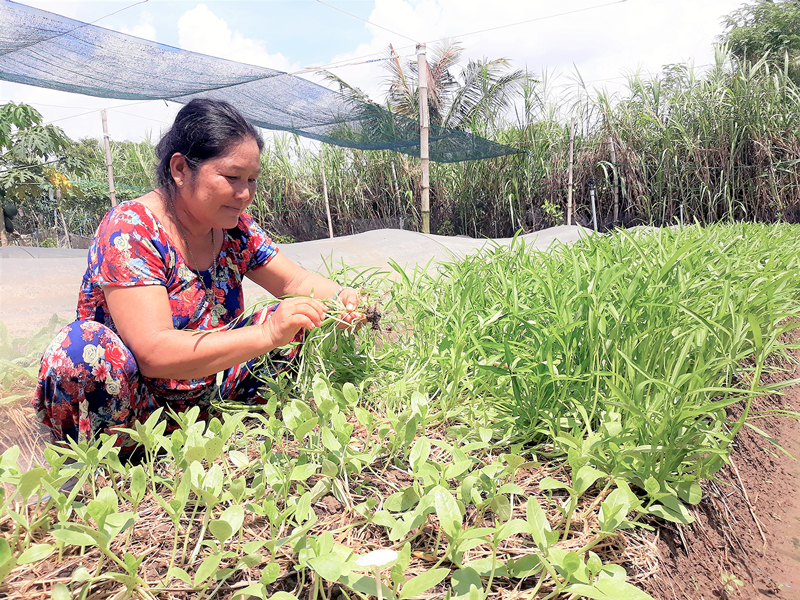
[0,0,521,163]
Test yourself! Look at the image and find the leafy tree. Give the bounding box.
[0,102,90,244]
[719,0,800,80]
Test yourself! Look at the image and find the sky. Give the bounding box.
[0,0,749,143]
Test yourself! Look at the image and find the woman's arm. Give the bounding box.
[247,252,362,315]
[103,284,326,380]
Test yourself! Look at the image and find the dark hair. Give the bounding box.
[156,98,264,198]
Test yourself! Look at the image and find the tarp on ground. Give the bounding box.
[0,0,522,163]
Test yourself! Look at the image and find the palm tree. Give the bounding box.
[384,40,524,132]
[324,40,523,134]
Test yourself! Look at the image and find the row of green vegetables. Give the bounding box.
[2,380,672,600]
[3,222,800,599]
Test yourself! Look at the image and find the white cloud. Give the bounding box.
[177,4,298,73]
[322,0,744,105]
[118,11,158,43]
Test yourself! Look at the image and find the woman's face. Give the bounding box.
[180,137,261,229]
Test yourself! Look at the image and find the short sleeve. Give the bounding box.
[236,212,279,273]
[93,204,169,287]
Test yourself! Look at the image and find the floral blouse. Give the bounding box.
[75,200,279,393]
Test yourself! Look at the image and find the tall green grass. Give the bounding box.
[21,49,800,242]
[242,51,800,239]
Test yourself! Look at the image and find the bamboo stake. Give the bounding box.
[55,187,71,248]
[320,146,334,239]
[609,133,619,224]
[418,43,430,234]
[101,109,117,208]
[391,159,402,229]
[567,117,576,226]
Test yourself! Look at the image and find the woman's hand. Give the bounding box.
[261,296,327,347]
[335,287,366,330]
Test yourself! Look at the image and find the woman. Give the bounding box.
[33,98,361,457]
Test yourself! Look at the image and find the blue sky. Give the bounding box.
[1,0,747,142]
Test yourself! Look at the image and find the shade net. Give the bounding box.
[0,0,521,163]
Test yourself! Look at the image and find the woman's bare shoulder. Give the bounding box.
[129,191,166,219]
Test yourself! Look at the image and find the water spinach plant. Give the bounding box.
[2,222,799,600]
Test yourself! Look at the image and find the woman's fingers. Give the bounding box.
[263,297,328,347]
[333,288,365,330]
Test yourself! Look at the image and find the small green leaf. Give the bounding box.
[130,465,147,504]
[71,566,93,583]
[321,427,342,453]
[490,495,512,522]
[432,486,462,539]
[321,459,338,477]
[51,583,72,600]
[52,528,97,548]
[462,557,508,578]
[232,584,267,600]
[294,417,319,441]
[194,552,224,586]
[238,554,263,569]
[675,481,702,505]
[231,583,268,600]
[497,482,524,495]
[342,382,359,406]
[526,497,557,551]
[539,477,572,492]
[399,568,450,600]
[0,538,18,583]
[385,487,419,512]
[565,577,655,600]
[506,554,542,579]
[228,450,250,469]
[208,519,233,544]
[573,465,604,496]
[17,544,54,565]
[17,467,47,501]
[290,463,318,482]
[452,567,482,597]
[183,445,206,465]
[308,554,342,582]
[643,476,660,498]
[648,496,695,525]
[260,561,280,585]
[409,437,431,471]
[220,504,245,534]
[294,491,314,523]
[204,437,224,462]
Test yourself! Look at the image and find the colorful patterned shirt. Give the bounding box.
[76,200,279,393]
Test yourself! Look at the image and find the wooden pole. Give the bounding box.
[391,158,402,228]
[418,43,430,234]
[566,117,576,226]
[101,110,117,207]
[320,146,334,239]
[55,187,71,248]
[609,133,619,224]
